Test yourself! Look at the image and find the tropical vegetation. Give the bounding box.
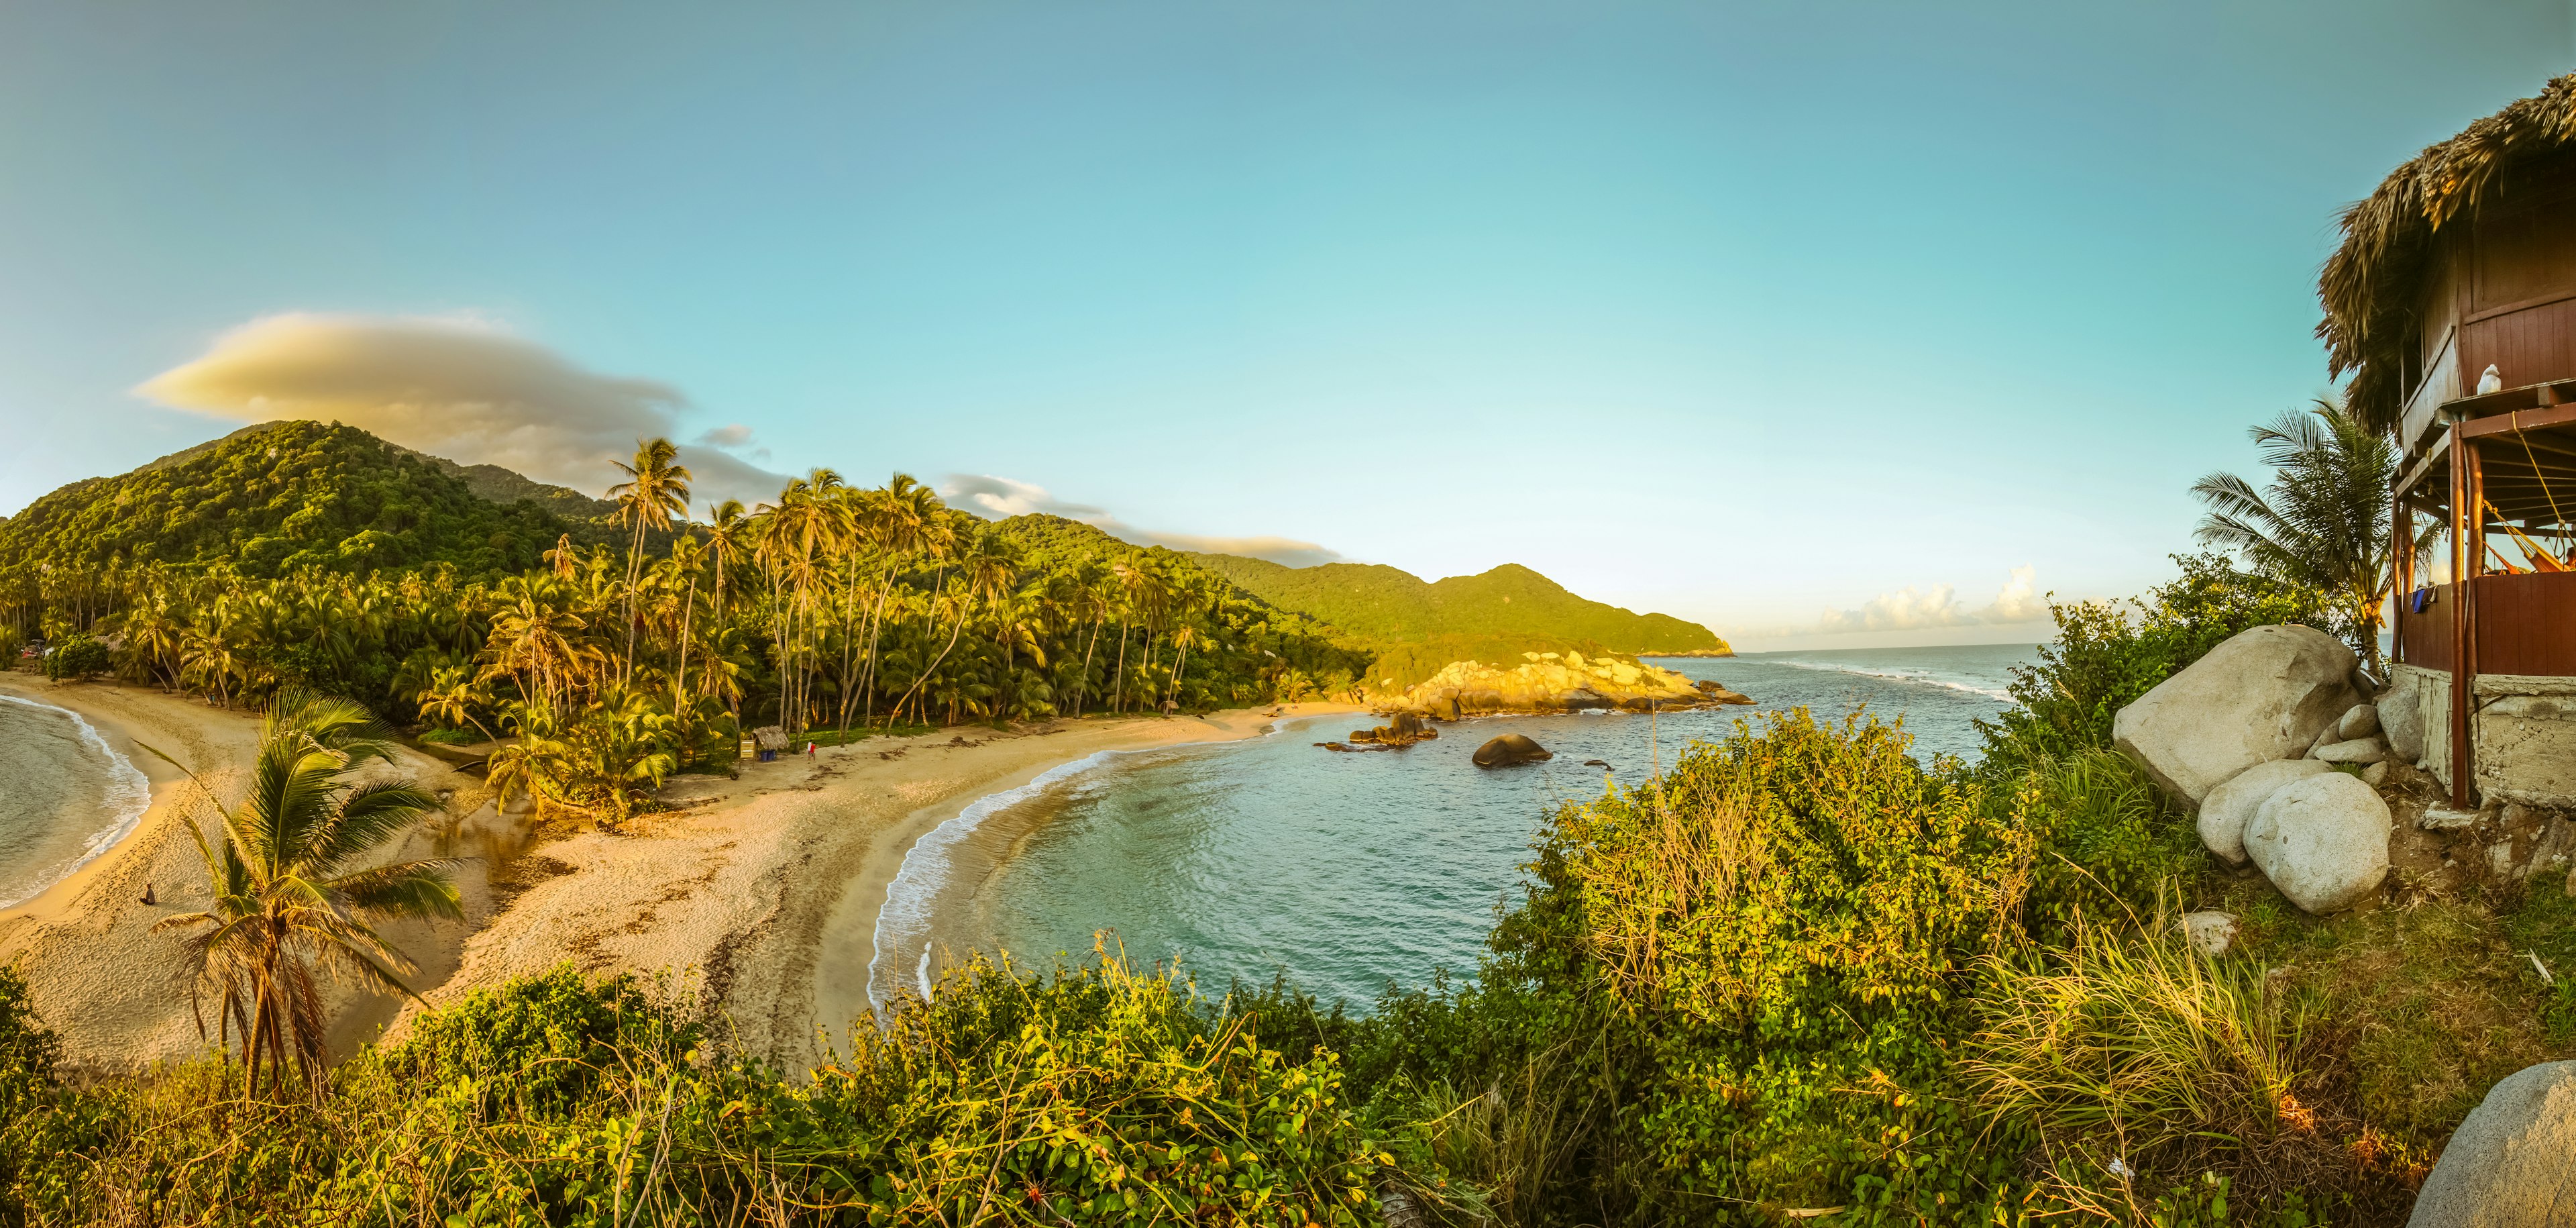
[1183,556,1726,686]
[2190,396,2425,672]
[5,429,1366,821]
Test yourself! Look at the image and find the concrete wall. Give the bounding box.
[2392,662,2576,807]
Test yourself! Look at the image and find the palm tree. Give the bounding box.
[607,438,694,683]
[148,693,460,1098]
[415,664,496,742]
[2192,396,2429,672]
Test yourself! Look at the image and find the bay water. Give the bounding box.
[874,644,2035,1011]
[0,696,152,909]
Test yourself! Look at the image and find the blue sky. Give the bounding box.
[1,1,2570,647]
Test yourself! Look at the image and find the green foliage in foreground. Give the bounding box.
[0,959,1378,1226]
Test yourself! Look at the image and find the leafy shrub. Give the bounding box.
[0,957,1382,1226]
[1978,554,2332,766]
[40,636,107,682]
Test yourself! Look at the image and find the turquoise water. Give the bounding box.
[879,644,2035,1011]
[0,695,151,909]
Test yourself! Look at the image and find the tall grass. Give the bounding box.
[1959,900,2335,1215]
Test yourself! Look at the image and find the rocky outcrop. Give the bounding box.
[2198,759,2330,866]
[1385,652,1750,718]
[1347,712,1438,747]
[2407,1061,2576,1227]
[2112,625,2359,807]
[1472,734,1553,767]
[2243,772,2392,913]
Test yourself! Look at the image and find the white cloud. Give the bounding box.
[941,473,1344,568]
[138,313,789,509]
[1812,566,2051,634]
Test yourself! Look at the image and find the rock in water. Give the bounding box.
[2407,1062,2576,1227]
[2198,759,2331,866]
[2381,672,2427,764]
[1472,734,1553,767]
[2244,772,2392,913]
[2112,625,2359,807]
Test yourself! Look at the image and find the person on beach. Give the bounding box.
[806,741,816,762]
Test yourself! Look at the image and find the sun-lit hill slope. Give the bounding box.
[1180,554,1727,682]
[0,420,589,578]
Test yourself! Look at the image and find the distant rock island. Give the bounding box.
[1381,650,1752,718]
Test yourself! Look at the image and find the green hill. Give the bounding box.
[1181,554,1728,684]
[0,419,587,578]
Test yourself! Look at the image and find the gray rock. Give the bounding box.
[2339,703,2382,740]
[2381,671,2427,764]
[2407,1061,2576,1227]
[2245,772,2392,914]
[2316,737,2392,765]
[2308,723,2343,759]
[2199,759,2331,866]
[2364,761,2392,786]
[1472,734,1552,768]
[2112,625,2359,807]
[2181,911,2239,957]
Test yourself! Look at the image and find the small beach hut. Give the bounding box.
[750,725,790,763]
[2322,72,2576,807]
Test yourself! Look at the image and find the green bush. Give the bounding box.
[0,957,1382,1227]
[39,637,107,682]
[1978,554,2332,767]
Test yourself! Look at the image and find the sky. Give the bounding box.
[1,1,2571,649]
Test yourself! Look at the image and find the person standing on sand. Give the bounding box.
[806,741,817,762]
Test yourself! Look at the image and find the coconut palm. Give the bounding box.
[608,438,694,682]
[148,692,460,1098]
[2192,396,2429,673]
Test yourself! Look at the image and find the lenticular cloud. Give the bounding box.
[138,313,786,508]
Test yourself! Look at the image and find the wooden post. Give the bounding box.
[2393,483,2410,665]
[2449,427,2477,808]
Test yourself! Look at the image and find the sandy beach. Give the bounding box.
[0,674,1357,1072]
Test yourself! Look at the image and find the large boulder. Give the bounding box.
[2112,625,2359,807]
[2381,670,2428,764]
[2408,1061,2576,1227]
[2244,772,2392,913]
[2198,759,2331,866]
[1472,734,1552,768]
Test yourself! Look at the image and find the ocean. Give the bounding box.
[0,695,152,909]
[875,643,2035,1011]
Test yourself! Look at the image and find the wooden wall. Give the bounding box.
[2394,573,2576,677]
[2408,153,2576,422]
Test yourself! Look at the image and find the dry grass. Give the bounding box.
[1962,899,2339,1210]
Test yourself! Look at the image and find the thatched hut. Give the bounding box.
[2324,73,2576,807]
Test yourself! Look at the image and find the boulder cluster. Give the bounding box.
[1383,651,1752,718]
[2113,624,2393,914]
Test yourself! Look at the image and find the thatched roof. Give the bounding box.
[2320,72,2576,429]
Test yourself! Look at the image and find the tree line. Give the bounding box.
[3,440,1364,819]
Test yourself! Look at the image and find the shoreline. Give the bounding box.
[856,713,1330,1015]
[398,701,1362,1072]
[0,676,488,1070]
[0,691,156,911]
[0,671,1356,1073]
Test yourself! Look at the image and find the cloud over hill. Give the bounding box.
[138,313,787,509]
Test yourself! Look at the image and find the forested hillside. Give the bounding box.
[0,419,578,579]
[1183,553,1727,682]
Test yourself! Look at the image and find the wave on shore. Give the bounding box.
[867,749,1124,1009]
[0,695,154,909]
[1752,656,2015,702]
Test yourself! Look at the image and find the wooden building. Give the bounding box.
[2322,74,2576,808]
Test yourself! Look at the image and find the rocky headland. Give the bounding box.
[1381,650,1752,719]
